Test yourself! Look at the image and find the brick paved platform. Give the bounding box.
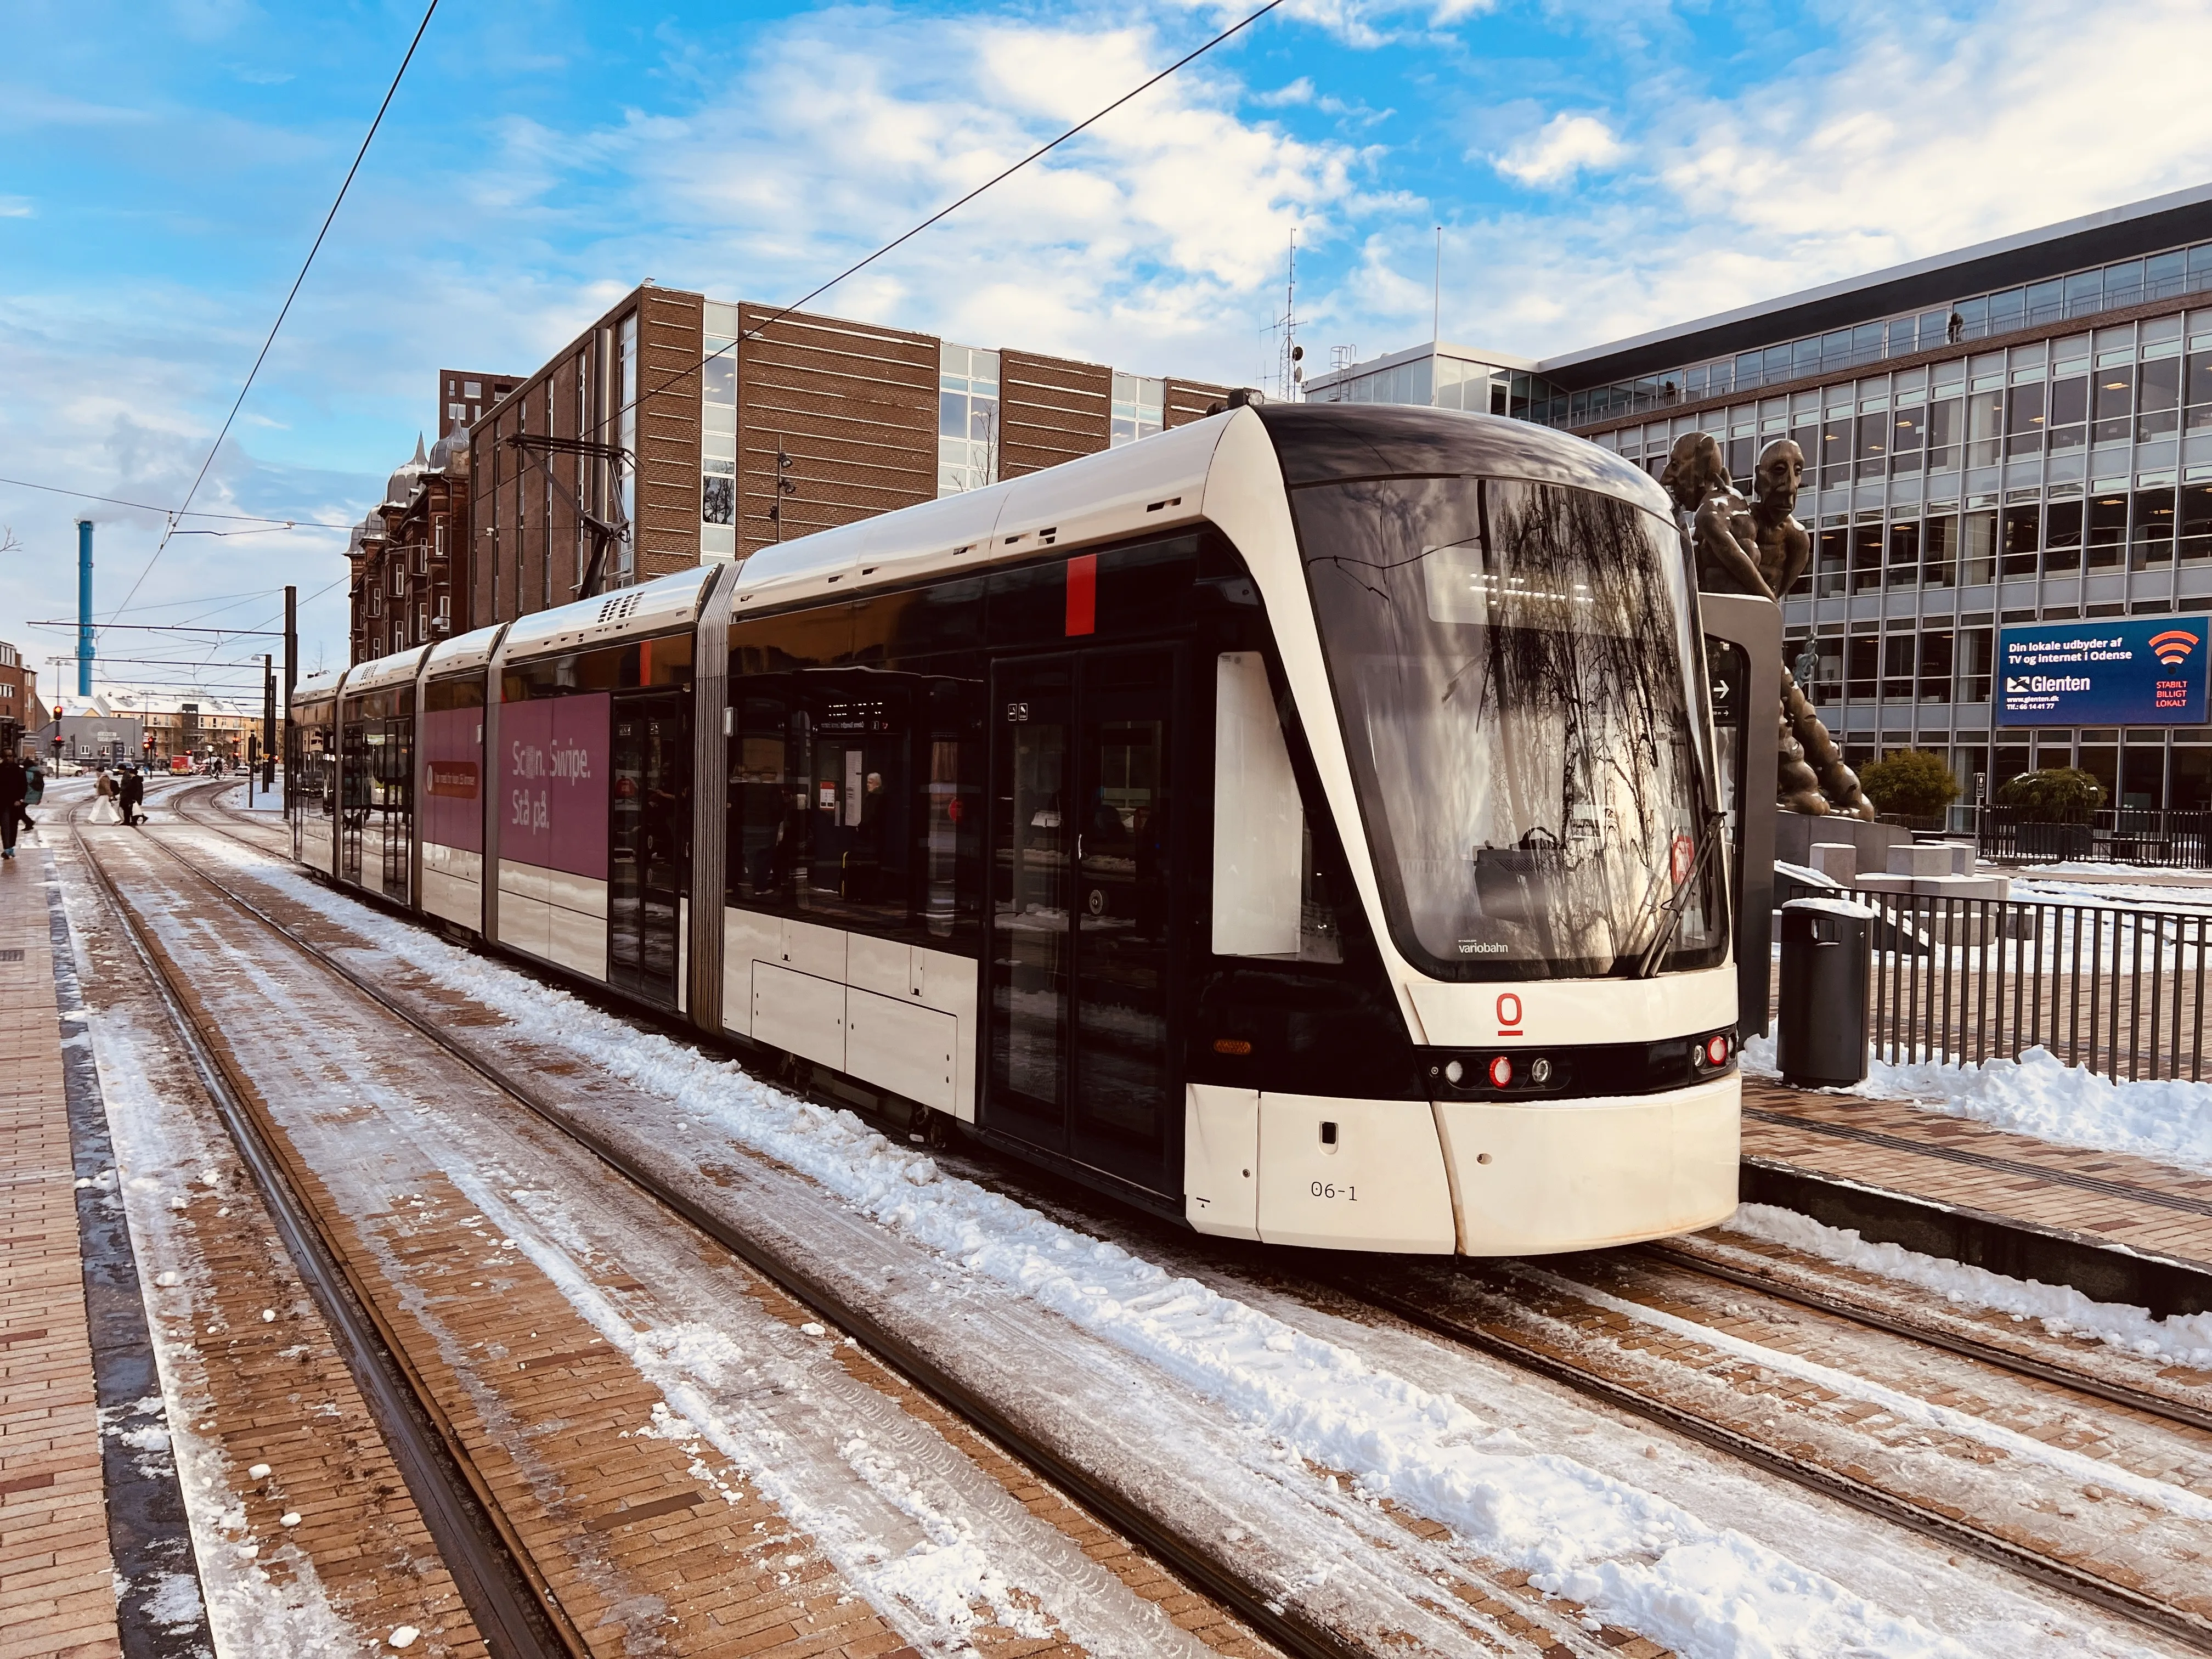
[1740,1074,2212,1317]
[0,855,119,1659]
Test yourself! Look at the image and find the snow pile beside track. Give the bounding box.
[218,847,1978,1659]
[1742,1033,2212,1172]
[1726,1203,2212,1366]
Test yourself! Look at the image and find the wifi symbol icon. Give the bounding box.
[2151,629,2200,667]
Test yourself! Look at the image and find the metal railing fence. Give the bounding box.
[1976,805,2212,871]
[1778,872,2212,1082]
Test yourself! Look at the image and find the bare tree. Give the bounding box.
[0,525,20,554]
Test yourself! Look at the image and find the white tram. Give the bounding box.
[291,402,1742,1255]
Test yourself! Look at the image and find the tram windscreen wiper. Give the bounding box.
[1632,809,1723,980]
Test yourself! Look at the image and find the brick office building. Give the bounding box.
[0,641,28,738]
[459,281,1229,630]
[437,368,518,440]
[346,426,478,664]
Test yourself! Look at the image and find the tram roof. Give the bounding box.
[729,408,1231,618]
[1254,403,1672,517]
[499,560,724,667]
[292,668,342,705]
[343,644,433,698]
[728,403,1673,618]
[424,620,507,679]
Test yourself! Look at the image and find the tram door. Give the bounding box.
[608,691,690,1006]
[986,648,1178,1197]
[370,717,413,900]
[338,718,366,884]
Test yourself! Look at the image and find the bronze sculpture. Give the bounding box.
[1660,432,1874,820]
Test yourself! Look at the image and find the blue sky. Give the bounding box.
[5,0,2210,690]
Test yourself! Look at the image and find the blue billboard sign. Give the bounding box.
[1997,614,2211,726]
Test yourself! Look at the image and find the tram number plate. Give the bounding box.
[1308,1182,1357,1200]
[1006,702,1030,723]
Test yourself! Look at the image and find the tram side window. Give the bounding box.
[728,691,794,906]
[726,670,985,947]
[1211,651,1341,963]
[290,703,336,817]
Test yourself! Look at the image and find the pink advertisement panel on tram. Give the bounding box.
[420,705,485,853]
[500,692,610,878]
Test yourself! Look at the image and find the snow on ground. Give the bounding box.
[51,862,376,1656]
[213,781,285,814]
[1724,1204,2212,1367]
[1742,1031,2212,1174]
[171,834,2119,1659]
[2013,875,2212,909]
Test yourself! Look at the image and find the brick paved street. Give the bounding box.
[0,851,117,1659]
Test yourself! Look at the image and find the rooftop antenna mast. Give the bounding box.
[1278,228,1304,401]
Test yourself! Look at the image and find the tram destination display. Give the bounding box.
[1997,614,2211,727]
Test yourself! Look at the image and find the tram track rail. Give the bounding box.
[110,781,1372,1659]
[1634,1238,2212,1437]
[1317,1259,2212,1656]
[163,780,2212,1655]
[64,794,580,1659]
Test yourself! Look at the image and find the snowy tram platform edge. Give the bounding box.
[1741,1076,2212,1320]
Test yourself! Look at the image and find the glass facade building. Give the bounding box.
[1304,183,2212,810]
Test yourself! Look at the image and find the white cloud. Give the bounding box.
[591,10,1367,376]
[1390,0,2212,365]
[1493,112,1626,188]
[0,196,31,217]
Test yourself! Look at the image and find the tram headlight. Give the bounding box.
[1443,1059,1463,1085]
[1529,1057,1553,1086]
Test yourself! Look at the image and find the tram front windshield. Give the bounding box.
[1296,474,1723,981]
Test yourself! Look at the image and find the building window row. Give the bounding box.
[938,343,1000,496]
[1319,354,1554,417]
[1110,372,1164,447]
[1551,241,2212,427]
[701,301,740,559]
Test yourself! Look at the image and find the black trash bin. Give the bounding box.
[1776,896,1873,1087]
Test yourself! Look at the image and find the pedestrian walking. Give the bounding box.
[14,755,41,841]
[0,754,25,862]
[91,769,122,826]
[119,765,145,827]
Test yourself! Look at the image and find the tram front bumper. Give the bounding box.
[1435,1073,1741,1256]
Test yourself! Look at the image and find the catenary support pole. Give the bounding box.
[262,653,275,793]
[281,586,296,806]
[76,519,93,696]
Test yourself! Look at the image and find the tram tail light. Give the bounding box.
[1693,1030,1735,1071]
[1487,1054,1514,1088]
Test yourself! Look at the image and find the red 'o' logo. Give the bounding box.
[1497,992,1523,1031]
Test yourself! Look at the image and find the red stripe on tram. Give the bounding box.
[1065,554,1097,636]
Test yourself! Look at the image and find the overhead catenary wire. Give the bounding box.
[105,0,441,628]
[0,475,300,526]
[625,0,1286,420]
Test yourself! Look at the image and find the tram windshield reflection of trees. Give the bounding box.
[728,669,984,944]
